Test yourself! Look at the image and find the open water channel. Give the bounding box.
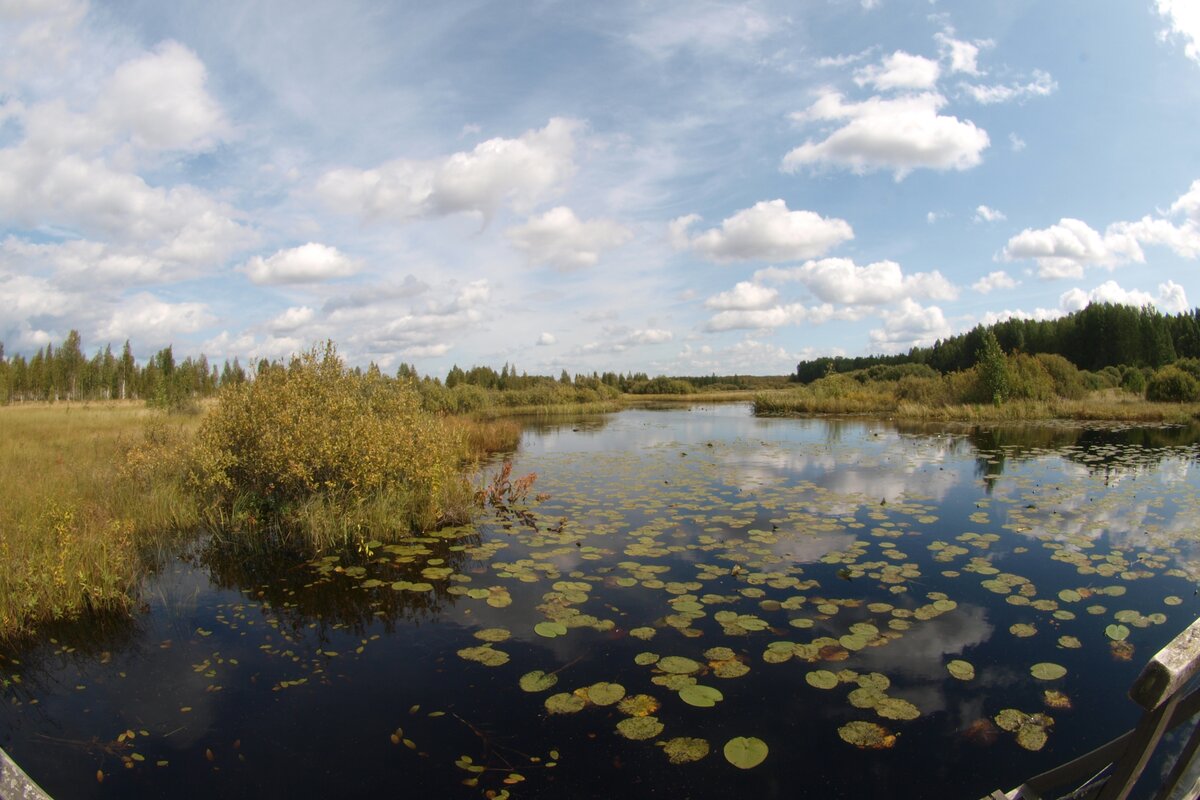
[3,404,1200,798]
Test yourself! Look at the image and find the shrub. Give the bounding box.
[1035,354,1086,399]
[1006,354,1056,401]
[1172,358,1200,382]
[975,331,1009,405]
[188,343,464,541]
[1120,367,1147,396]
[1146,366,1200,403]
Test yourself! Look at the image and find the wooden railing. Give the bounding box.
[985,616,1200,800]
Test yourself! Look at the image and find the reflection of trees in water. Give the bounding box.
[196,532,479,640]
[522,414,611,436]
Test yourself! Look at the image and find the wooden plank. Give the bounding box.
[1129,616,1200,711]
[1097,692,1181,800]
[0,747,53,800]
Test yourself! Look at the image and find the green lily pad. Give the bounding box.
[712,659,750,679]
[1105,624,1130,641]
[474,627,511,643]
[629,627,657,640]
[634,652,660,666]
[875,697,920,721]
[994,709,1029,732]
[661,737,710,764]
[1016,724,1048,751]
[658,656,702,674]
[617,694,660,716]
[586,682,626,706]
[837,721,895,749]
[678,684,724,707]
[457,646,509,667]
[616,716,664,740]
[535,621,568,638]
[1009,623,1037,638]
[723,736,769,769]
[946,660,975,681]
[545,692,586,714]
[806,670,838,690]
[519,670,558,693]
[1030,663,1067,681]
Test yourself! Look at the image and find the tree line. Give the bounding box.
[795,303,1200,383]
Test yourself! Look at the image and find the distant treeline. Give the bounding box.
[795,303,1200,383]
[0,332,790,409]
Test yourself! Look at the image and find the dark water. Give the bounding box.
[4,405,1200,799]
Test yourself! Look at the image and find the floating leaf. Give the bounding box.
[545,692,586,714]
[474,628,511,643]
[617,694,660,717]
[994,708,1029,732]
[711,659,750,679]
[837,722,895,750]
[678,684,723,708]
[704,646,736,661]
[1165,595,1182,606]
[661,737,710,764]
[457,646,509,667]
[1030,663,1067,681]
[723,736,769,768]
[629,627,657,640]
[634,652,660,666]
[946,660,975,681]
[1016,724,1048,751]
[519,670,558,693]
[1058,635,1082,649]
[1105,624,1130,642]
[1043,690,1072,710]
[805,670,838,690]
[535,621,568,639]
[875,697,920,721]
[658,656,702,674]
[586,682,626,706]
[1009,623,1037,638]
[616,716,664,740]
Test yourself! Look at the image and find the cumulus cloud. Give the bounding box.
[1002,218,1144,278]
[1157,0,1200,64]
[854,51,941,91]
[350,280,492,356]
[575,326,674,354]
[754,258,958,304]
[536,332,556,346]
[868,299,951,350]
[1060,280,1189,314]
[1169,179,1200,221]
[935,31,990,76]
[960,70,1057,104]
[704,281,779,310]
[782,91,989,179]
[268,306,315,333]
[670,200,853,262]
[100,41,229,152]
[242,243,357,285]
[1009,133,1027,152]
[317,117,580,223]
[95,292,215,342]
[972,270,1017,294]
[627,2,774,57]
[974,205,1006,222]
[506,206,631,270]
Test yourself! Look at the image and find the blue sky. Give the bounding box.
[2,1,1199,376]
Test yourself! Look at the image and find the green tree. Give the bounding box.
[976,330,1009,405]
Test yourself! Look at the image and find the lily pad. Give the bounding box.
[658,656,702,674]
[586,682,626,706]
[617,694,660,717]
[535,621,568,638]
[545,692,586,714]
[837,721,896,750]
[1030,662,1067,681]
[616,716,664,740]
[474,628,511,643]
[946,660,975,681]
[457,646,509,667]
[519,670,559,693]
[805,670,839,690]
[723,736,769,768]
[661,737,710,764]
[634,652,660,666]
[678,684,724,708]
[875,697,920,721]
[1105,624,1130,642]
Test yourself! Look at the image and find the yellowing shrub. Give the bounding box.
[189,343,463,539]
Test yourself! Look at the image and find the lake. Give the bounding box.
[3,404,1200,799]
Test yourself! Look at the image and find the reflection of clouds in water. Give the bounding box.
[771,531,858,564]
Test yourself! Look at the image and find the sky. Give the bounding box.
[2,0,1199,377]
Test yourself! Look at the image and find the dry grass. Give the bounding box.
[0,403,199,638]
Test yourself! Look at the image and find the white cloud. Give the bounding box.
[242,243,357,285]
[972,270,1018,294]
[704,281,779,310]
[1060,280,1190,314]
[317,117,580,222]
[1002,218,1144,278]
[1157,0,1200,64]
[868,299,951,350]
[627,329,673,345]
[935,31,990,76]
[1009,132,1026,152]
[979,307,1063,326]
[670,200,853,262]
[95,293,215,343]
[268,306,315,333]
[506,206,631,270]
[974,205,1006,222]
[783,91,989,180]
[100,41,229,152]
[754,258,958,304]
[926,211,947,224]
[1111,216,1200,259]
[536,332,556,346]
[854,51,941,91]
[1170,179,1200,221]
[960,70,1056,105]
[705,303,823,332]
[627,3,774,58]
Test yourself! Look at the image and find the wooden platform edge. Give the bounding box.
[0,748,52,800]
